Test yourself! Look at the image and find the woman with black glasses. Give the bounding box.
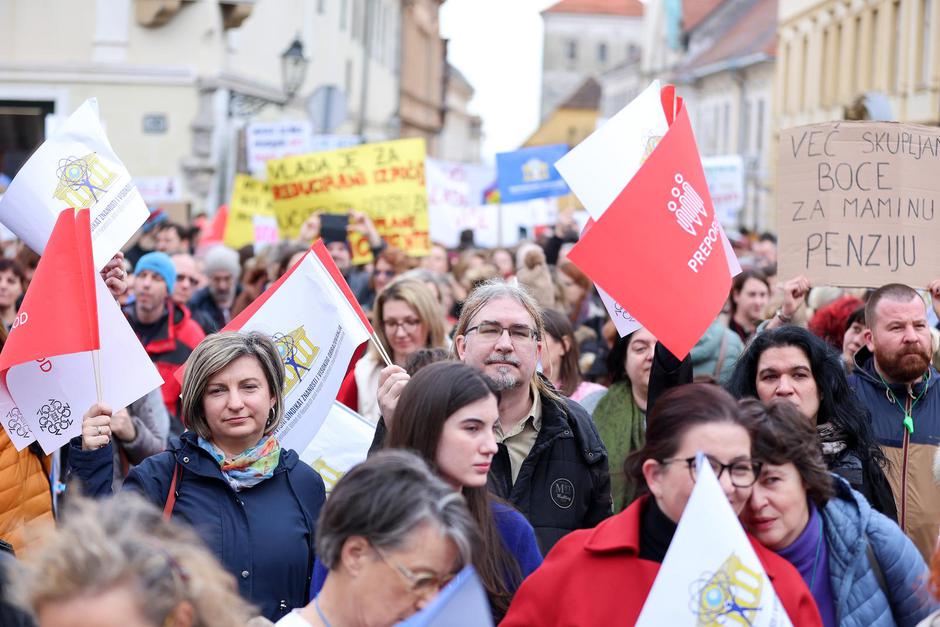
[502,385,823,626]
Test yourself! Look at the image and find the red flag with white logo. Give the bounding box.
[566,101,731,358]
[0,208,99,371]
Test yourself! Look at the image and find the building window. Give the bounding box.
[352,0,361,41]
[922,0,932,84]
[853,15,863,91]
[893,1,902,92]
[566,39,577,61]
[742,99,751,154]
[340,0,348,30]
[345,58,353,95]
[722,102,730,154]
[318,0,326,14]
[756,99,765,153]
[597,42,608,63]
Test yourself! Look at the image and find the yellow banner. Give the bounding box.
[224,174,276,250]
[267,138,429,256]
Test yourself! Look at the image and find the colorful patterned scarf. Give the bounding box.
[197,435,281,492]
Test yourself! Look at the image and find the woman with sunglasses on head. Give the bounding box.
[502,384,822,626]
[313,361,542,622]
[742,399,935,626]
[339,278,448,425]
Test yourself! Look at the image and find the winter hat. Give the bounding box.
[135,251,176,293]
[203,245,241,278]
[516,246,558,311]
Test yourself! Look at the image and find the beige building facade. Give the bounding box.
[777,0,940,128]
[398,0,446,155]
[0,0,403,214]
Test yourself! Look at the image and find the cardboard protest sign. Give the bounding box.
[267,138,429,257]
[778,121,940,288]
[567,103,731,358]
[299,401,375,493]
[636,458,792,626]
[496,144,569,204]
[0,98,150,270]
[223,175,276,250]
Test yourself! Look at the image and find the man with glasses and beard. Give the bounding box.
[848,283,940,560]
[377,279,612,553]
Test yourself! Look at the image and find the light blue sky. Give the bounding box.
[440,0,556,163]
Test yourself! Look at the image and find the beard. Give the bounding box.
[878,345,931,383]
[483,353,523,391]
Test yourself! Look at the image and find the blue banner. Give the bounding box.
[496,144,570,203]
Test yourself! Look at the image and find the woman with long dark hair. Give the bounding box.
[312,361,541,622]
[726,325,896,519]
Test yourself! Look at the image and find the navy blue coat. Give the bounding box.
[69,432,325,621]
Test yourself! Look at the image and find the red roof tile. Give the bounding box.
[684,0,725,30]
[682,0,777,74]
[543,0,644,17]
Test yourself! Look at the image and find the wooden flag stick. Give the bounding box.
[91,349,103,404]
[370,332,394,367]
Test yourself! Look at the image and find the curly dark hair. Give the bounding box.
[726,325,886,468]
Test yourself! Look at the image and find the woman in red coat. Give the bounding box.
[502,384,822,626]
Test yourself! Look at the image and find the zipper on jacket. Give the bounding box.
[900,394,912,532]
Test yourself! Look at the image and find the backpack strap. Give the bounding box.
[163,462,182,520]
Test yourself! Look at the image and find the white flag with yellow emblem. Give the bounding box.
[636,455,793,627]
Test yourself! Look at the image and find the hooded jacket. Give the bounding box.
[123,300,205,423]
[0,435,52,554]
[821,476,936,626]
[847,347,940,560]
[69,432,325,621]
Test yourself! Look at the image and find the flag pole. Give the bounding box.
[370,333,394,367]
[91,349,103,403]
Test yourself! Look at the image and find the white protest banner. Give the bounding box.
[300,401,375,492]
[597,285,642,337]
[6,274,162,453]
[636,457,792,627]
[702,154,745,227]
[310,134,362,153]
[133,176,182,205]
[213,241,371,453]
[247,120,313,179]
[778,121,940,288]
[426,157,497,248]
[0,99,150,270]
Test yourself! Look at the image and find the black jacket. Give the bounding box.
[369,385,612,554]
[487,390,612,554]
[187,285,242,335]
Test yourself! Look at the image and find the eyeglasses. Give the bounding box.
[659,454,762,488]
[374,546,453,597]
[384,318,421,333]
[465,322,538,344]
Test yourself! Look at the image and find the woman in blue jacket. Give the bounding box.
[70,331,326,622]
[741,399,936,626]
[312,360,542,622]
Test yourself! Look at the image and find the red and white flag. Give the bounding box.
[0,209,163,453]
[566,93,733,358]
[177,240,372,453]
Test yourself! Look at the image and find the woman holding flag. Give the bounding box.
[70,331,326,622]
[501,384,822,626]
[742,399,935,626]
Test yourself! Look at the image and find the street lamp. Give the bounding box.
[281,35,309,100]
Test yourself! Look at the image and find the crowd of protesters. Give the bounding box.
[1,208,940,626]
